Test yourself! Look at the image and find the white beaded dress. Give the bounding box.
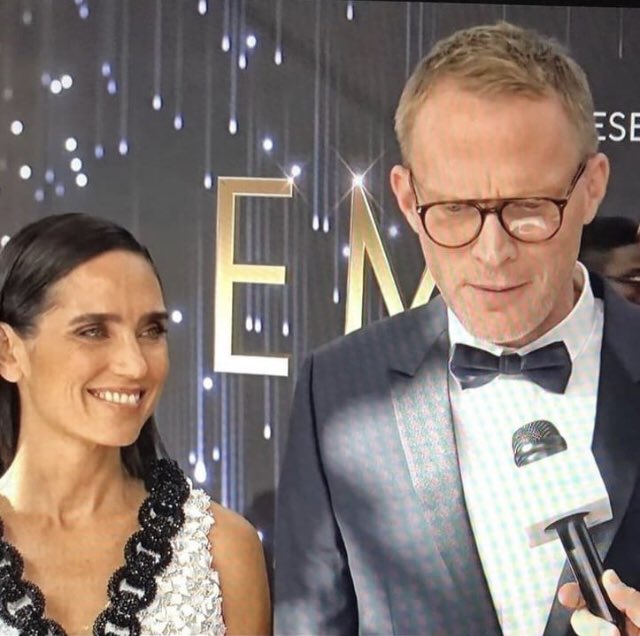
[0,485,226,636]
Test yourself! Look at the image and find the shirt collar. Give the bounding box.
[448,261,597,363]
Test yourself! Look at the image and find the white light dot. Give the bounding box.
[333,287,340,304]
[257,530,264,542]
[34,188,44,202]
[10,120,23,135]
[75,173,88,188]
[21,10,33,25]
[263,424,272,440]
[238,53,247,70]
[254,317,262,333]
[65,137,78,152]
[287,176,294,186]
[50,79,63,95]
[262,137,273,152]
[221,35,230,52]
[204,173,213,190]
[245,315,253,332]
[228,118,237,135]
[194,460,207,483]
[198,0,207,15]
[170,310,183,324]
[282,320,290,337]
[312,216,320,231]
[1,235,11,248]
[101,62,111,77]
[173,114,183,130]
[202,376,214,391]
[70,157,83,172]
[274,47,282,65]
[19,165,32,180]
[246,34,257,49]
[342,244,351,258]
[107,79,117,94]
[79,4,89,19]
[61,74,73,89]
[45,169,55,183]
[94,143,104,159]
[119,139,129,155]
[290,164,301,177]
[212,446,220,462]
[152,94,162,110]
[2,87,13,101]
[347,2,354,21]
[188,451,196,465]
[322,217,330,233]
[352,174,364,187]
[55,183,65,197]
[388,224,399,238]
[41,72,51,87]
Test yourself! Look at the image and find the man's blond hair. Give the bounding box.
[394,21,597,163]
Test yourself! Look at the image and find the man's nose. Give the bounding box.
[470,212,517,266]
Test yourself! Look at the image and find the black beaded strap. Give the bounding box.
[0,458,189,636]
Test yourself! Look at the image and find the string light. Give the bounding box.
[221,35,230,52]
[246,34,257,49]
[262,137,273,152]
[274,47,282,65]
[352,174,364,187]
[10,120,23,135]
[55,184,65,197]
[212,446,220,462]
[50,79,63,95]
[342,245,351,258]
[75,173,88,188]
[107,79,117,94]
[282,320,290,337]
[173,114,184,130]
[119,139,129,155]
[61,74,73,89]
[204,173,213,190]
[290,164,301,178]
[101,62,111,77]
[228,118,237,135]
[170,310,183,324]
[152,94,162,110]
[34,189,44,202]
[198,0,207,15]
[238,53,247,70]
[45,169,55,183]
[388,224,399,238]
[94,144,105,159]
[65,137,78,152]
[19,165,32,180]
[70,158,83,172]
[79,4,89,19]
[202,376,214,391]
[194,460,207,483]
[263,424,272,440]
[188,451,196,465]
[254,317,263,333]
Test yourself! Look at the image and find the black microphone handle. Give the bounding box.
[548,513,626,635]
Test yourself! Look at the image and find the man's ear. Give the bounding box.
[390,164,422,235]
[0,324,26,383]
[583,152,610,225]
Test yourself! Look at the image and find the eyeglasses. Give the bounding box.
[408,159,589,248]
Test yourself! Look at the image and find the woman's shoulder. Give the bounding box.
[205,497,263,557]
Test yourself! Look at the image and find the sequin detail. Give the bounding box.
[137,485,226,635]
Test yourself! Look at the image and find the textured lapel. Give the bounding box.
[544,278,640,636]
[389,297,502,635]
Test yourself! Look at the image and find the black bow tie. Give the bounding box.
[449,341,572,394]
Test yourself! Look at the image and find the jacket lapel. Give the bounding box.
[544,280,640,636]
[389,298,502,635]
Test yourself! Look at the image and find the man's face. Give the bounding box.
[603,242,640,304]
[391,79,610,347]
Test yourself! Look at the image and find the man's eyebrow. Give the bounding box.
[68,311,169,326]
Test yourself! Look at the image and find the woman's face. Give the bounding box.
[11,250,169,450]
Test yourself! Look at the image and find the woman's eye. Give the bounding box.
[78,325,106,339]
[141,323,168,339]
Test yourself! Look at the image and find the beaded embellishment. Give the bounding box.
[0,459,189,636]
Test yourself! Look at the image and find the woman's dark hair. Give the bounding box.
[0,213,168,478]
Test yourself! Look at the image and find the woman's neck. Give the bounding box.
[0,434,140,526]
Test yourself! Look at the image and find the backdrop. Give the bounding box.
[1,0,639,576]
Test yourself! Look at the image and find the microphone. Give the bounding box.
[511,420,626,634]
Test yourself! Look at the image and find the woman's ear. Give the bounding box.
[0,324,25,383]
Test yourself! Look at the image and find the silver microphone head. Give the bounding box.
[512,420,568,467]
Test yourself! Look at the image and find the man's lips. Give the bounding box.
[469,282,528,292]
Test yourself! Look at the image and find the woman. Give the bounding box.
[0,213,270,635]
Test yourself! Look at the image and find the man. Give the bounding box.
[275,22,640,636]
[580,216,640,304]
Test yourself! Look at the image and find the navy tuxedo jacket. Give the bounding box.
[274,275,640,636]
